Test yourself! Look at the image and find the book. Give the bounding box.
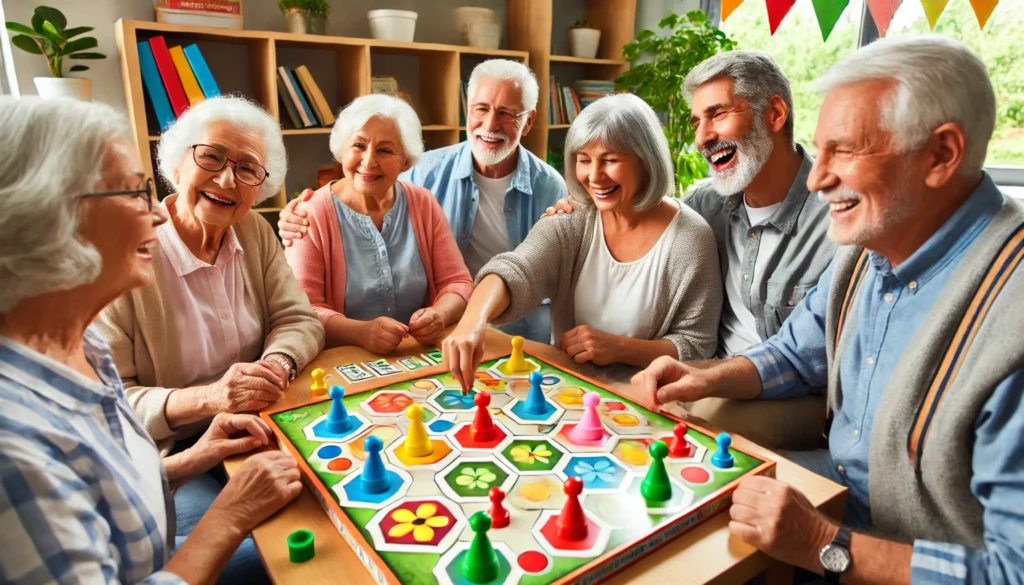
[284,66,317,127]
[294,66,335,126]
[160,0,241,14]
[168,45,205,106]
[276,75,303,129]
[136,41,176,132]
[563,87,576,123]
[155,7,242,29]
[148,36,189,116]
[183,44,220,98]
[277,66,313,127]
[459,79,467,127]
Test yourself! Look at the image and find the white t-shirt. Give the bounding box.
[117,409,168,539]
[573,203,682,338]
[464,172,513,277]
[719,200,783,357]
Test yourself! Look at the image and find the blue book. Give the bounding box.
[284,66,318,127]
[137,41,175,132]
[183,44,220,98]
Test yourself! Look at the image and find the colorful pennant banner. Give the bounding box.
[812,0,850,40]
[969,0,999,27]
[867,0,903,36]
[920,0,951,28]
[721,0,745,21]
[766,0,797,33]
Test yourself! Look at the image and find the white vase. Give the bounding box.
[367,9,418,43]
[34,77,92,101]
[569,28,602,59]
[467,21,501,50]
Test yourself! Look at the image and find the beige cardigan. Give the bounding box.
[94,211,325,455]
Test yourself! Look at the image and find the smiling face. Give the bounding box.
[467,76,534,169]
[574,140,644,213]
[690,77,774,196]
[339,116,407,199]
[173,121,265,228]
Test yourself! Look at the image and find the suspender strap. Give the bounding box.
[835,249,871,353]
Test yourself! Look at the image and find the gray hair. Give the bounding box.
[0,96,131,312]
[815,35,995,175]
[683,50,795,141]
[564,93,674,213]
[157,96,286,204]
[467,59,539,113]
[329,94,424,170]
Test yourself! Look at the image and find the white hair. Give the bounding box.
[329,94,424,170]
[564,93,674,213]
[467,59,539,113]
[157,96,286,204]
[815,35,995,175]
[0,96,131,312]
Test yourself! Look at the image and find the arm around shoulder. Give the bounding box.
[660,210,723,360]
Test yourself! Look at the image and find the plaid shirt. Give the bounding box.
[0,330,184,585]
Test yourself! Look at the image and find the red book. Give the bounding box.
[148,36,189,117]
[163,0,241,14]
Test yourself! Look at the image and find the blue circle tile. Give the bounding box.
[317,445,342,459]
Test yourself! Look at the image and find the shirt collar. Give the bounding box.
[726,144,815,237]
[872,173,1004,287]
[455,141,535,196]
[158,197,244,277]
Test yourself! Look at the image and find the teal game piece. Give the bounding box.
[462,511,499,583]
[640,441,672,502]
[360,435,390,494]
[287,529,315,563]
[711,432,734,468]
[327,386,357,434]
[525,371,549,415]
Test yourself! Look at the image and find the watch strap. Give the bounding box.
[823,528,852,584]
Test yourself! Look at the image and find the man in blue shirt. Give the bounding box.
[632,37,1023,584]
[279,60,566,343]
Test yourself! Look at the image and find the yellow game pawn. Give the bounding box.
[508,336,529,374]
[403,404,433,457]
[310,368,327,395]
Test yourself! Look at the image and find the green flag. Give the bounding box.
[812,0,851,42]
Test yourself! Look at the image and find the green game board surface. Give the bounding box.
[269,356,767,585]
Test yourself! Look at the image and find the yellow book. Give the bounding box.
[295,66,335,126]
[169,45,205,106]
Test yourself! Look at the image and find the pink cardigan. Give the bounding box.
[285,181,474,325]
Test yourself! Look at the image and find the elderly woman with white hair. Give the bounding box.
[285,94,473,352]
[0,97,301,584]
[444,93,722,389]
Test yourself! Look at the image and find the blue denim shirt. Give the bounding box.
[744,176,1024,584]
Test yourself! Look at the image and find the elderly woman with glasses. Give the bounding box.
[93,96,323,581]
[0,97,303,584]
[444,93,723,390]
[285,94,473,353]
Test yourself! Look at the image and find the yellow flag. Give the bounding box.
[920,0,950,29]
[722,0,745,21]
[969,0,999,28]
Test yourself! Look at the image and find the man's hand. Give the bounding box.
[558,325,619,366]
[630,355,709,405]
[728,476,838,571]
[539,198,575,220]
[278,188,314,247]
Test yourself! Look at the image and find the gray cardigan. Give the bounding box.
[478,201,723,360]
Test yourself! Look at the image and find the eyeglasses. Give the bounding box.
[191,144,269,186]
[469,104,529,125]
[79,178,156,212]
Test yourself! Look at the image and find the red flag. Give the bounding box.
[766,0,797,34]
[866,0,903,37]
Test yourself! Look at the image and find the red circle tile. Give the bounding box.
[327,458,353,471]
[680,466,710,484]
[518,550,548,573]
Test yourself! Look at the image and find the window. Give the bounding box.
[0,0,18,96]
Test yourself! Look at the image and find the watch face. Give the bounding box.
[820,544,851,573]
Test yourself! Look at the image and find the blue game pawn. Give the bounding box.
[326,386,357,434]
[710,432,734,469]
[360,436,390,494]
[525,371,550,415]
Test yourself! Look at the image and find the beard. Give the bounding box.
[819,169,916,247]
[703,113,775,197]
[470,124,523,167]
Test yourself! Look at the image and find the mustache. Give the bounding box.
[701,140,738,161]
[818,186,863,204]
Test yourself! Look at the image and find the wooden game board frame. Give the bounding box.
[262,351,776,585]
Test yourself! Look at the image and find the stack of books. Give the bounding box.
[277,65,335,129]
[154,0,243,30]
[138,36,221,132]
[548,76,582,125]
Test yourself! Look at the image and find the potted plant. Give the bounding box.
[4,5,106,100]
[615,11,737,194]
[279,0,330,35]
[569,18,601,59]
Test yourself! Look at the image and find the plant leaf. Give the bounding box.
[11,35,43,54]
[34,6,67,31]
[63,37,98,53]
[69,52,105,60]
[70,65,90,73]
[63,26,94,38]
[40,22,64,45]
[5,22,41,37]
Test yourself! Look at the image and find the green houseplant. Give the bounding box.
[5,5,105,100]
[280,0,330,35]
[615,11,737,194]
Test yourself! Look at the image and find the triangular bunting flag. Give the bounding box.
[969,0,999,28]
[920,0,950,29]
[866,0,903,37]
[766,0,797,34]
[722,0,745,21]
[812,0,850,41]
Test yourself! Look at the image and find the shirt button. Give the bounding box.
[853,428,860,437]
[743,274,749,281]
[866,357,874,365]
[837,465,845,474]
[506,207,513,212]
[787,300,795,306]
[884,293,894,303]
[909,281,918,290]
[749,231,756,238]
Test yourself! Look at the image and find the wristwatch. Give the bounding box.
[265,354,297,382]
[819,527,852,584]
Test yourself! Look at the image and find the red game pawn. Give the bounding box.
[488,487,510,529]
[556,477,588,541]
[669,423,694,458]
[470,392,496,442]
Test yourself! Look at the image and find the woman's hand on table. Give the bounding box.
[408,307,445,345]
[558,325,620,366]
[442,323,486,393]
[205,362,286,414]
[360,316,409,354]
[278,188,313,247]
[211,450,302,533]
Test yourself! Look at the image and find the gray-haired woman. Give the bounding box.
[0,96,300,584]
[444,93,722,389]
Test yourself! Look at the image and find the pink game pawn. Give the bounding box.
[556,477,588,541]
[470,392,496,442]
[567,392,607,444]
[669,423,694,458]
[488,487,510,529]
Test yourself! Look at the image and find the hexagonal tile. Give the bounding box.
[501,398,565,426]
[500,437,566,475]
[409,378,443,394]
[490,356,541,379]
[334,464,411,509]
[552,420,618,453]
[450,420,513,452]
[304,412,371,443]
[533,508,612,558]
[436,456,517,503]
[385,434,459,470]
[311,443,361,476]
[604,410,655,436]
[508,475,568,511]
[347,424,403,460]
[473,370,507,391]
[622,472,695,515]
[549,385,588,410]
[362,391,415,416]
[434,541,523,585]
[556,454,629,492]
[368,497,466,553]
[613,437,707,473]
[427,389,479,413]
[584,488,658,530]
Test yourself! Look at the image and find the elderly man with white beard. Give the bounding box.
[278,59,565,343]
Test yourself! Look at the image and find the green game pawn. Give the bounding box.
[640,441,672,503]
[462,511,499,583]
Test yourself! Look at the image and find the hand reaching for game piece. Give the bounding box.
[186,413,273,477]
[630,356,708,406]
[408,307,445,345]
[558,325,619,366]
[213,450,302,534]
[539,198,575,220]
[360,316,410,354]
[442,323,486,393]
[277,188,314,247]
[206,362,287,414]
